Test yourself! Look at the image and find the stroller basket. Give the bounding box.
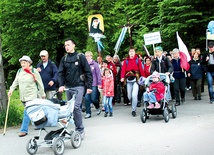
[28,107,47,126]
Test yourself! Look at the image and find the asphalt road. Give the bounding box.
[0,86,214,155]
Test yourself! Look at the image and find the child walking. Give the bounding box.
[102,69,114,117]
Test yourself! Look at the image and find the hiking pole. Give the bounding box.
[3,96,10,135]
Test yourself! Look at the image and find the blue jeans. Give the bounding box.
[85,86,100,115]
[206,72,214,101]
[143,92,157,103]
[103,96,113,113]
[66,86,85,133]
[20,109,30,133]
[126,80,139,111]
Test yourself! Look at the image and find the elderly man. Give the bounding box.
[37,50,58,99]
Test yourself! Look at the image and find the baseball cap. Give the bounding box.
[40,50,48,56]
[155,46,163,51]
[208,41,214,48]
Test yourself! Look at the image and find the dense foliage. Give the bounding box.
[0,0,214,85]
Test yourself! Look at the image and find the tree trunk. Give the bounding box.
[0,32,7,111]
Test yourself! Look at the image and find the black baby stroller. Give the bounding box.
[140,73,177,123]
[25,89,81,155]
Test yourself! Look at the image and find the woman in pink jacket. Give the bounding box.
[102,68,114,117]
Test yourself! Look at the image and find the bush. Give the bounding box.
[0,90,23,128]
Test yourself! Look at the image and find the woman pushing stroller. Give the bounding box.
[143,71,165,109]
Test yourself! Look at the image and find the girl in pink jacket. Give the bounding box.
[102,69,114,117]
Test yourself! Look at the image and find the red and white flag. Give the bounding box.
[176,32,191,71]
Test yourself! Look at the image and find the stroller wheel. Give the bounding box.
[26,138,38,155]
[71,131,82,149]
[140,109,147,123]
[171,104,177,118]
[53,137,65,155]
[163,107,169,123]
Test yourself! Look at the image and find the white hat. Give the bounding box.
[19,55,33,64]
[40,50,48,56]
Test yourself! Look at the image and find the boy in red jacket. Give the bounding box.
[143,71,165,109]
[102,69,114,117]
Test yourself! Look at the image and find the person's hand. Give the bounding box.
[48,81,54,86]
[187,73,191,77]
[37,67,41,72]
[87,89,92,94]
[98,85,102,89]
[146,88,149,93]
[165,72,170,75]
[58,86,65,92]
[8,90,12,97]
[121,78,124,82]
[41,95,46,99]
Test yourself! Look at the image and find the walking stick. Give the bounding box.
[3,96,10,135]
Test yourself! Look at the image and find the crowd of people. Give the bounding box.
[7,38,214,138]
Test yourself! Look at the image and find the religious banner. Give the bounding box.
[88,14,105,53]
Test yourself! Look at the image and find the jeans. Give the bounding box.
[20,109,30,133]
[143,92,157,103]
[85,86,100,115]
[66,86,85,133]
[206,72,214,100]
[126,80,139,111]
[103,96,113,113]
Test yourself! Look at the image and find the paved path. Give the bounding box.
[0,86,214,155]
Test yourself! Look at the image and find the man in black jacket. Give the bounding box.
[202,41,214,104]
[150,46,174,102]
[150,46,173,75]
[58,38,93,139]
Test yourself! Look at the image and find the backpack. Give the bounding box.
[64,53,87,82]
[126,58,139,66]
[125,57,144,69]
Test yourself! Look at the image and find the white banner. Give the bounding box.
[143,31,162,45]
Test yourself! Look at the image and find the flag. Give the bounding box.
[114,27,128,55]
[176,32,191,71]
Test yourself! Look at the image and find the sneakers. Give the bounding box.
[181,98,185,103]
[96,108,101,115]
[80,132,85,140]
[210,100,213,104]
[147,104,154,109]
[198,96,202,100]
[104,112,108,117]
[154,103,161,109]
[137,101,141,107]
[194,97,197,100]
[132,111,136,117]
[175,102,180,106]
[109,112,113,117]
[84,113,91,119]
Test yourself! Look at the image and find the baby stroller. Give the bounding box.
[25,89,81,155]
[140,73,177,123]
